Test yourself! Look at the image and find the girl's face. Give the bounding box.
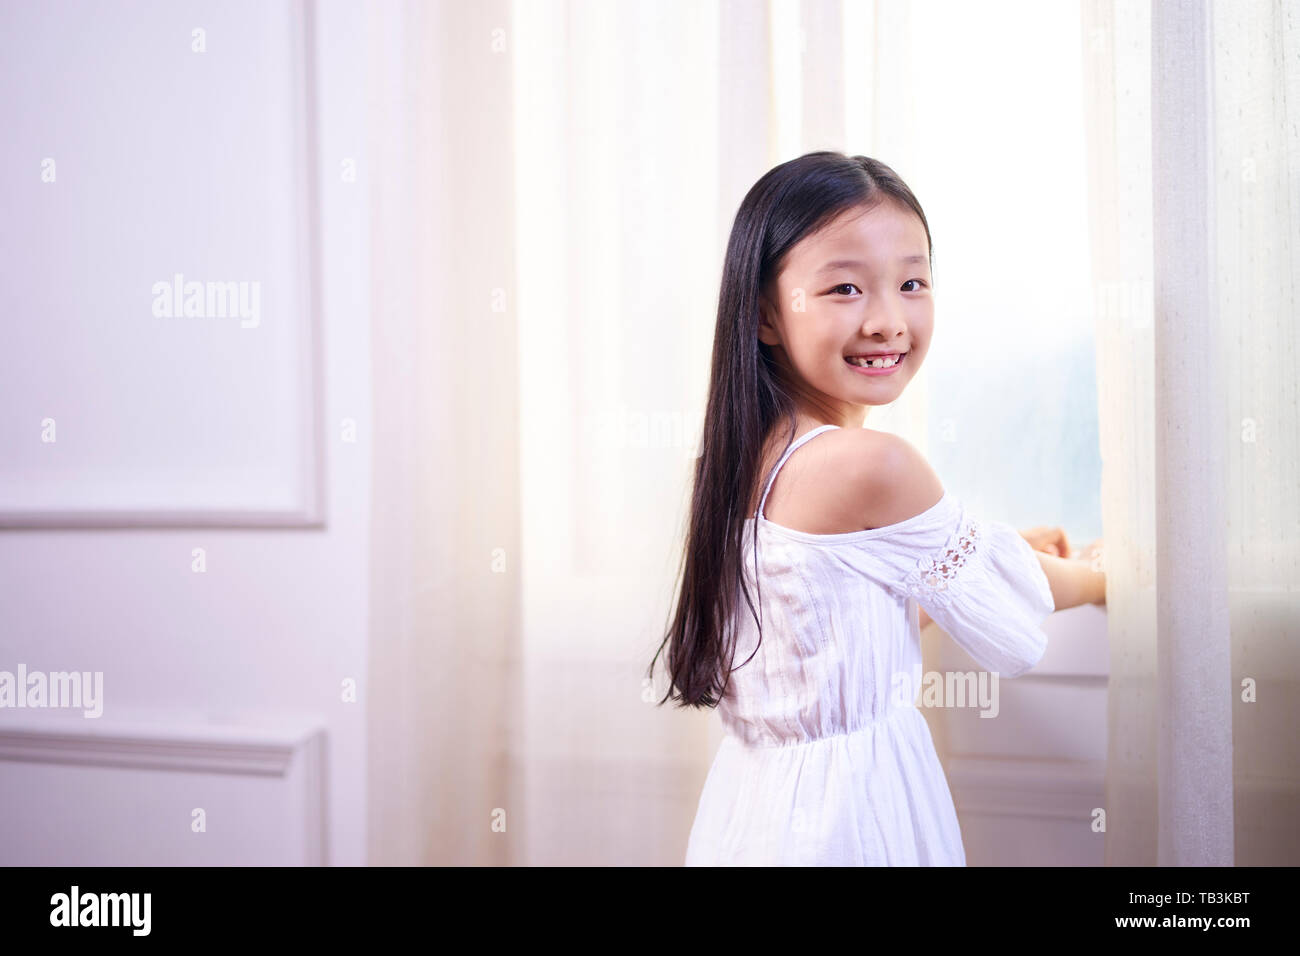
[757,200,933,424]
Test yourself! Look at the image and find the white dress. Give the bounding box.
[684,423,1056,866]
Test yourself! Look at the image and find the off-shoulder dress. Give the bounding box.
[684,424,1056,866]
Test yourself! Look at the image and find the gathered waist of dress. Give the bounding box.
[720,703,922,750]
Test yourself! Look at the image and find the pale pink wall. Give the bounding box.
[0,0,371,865]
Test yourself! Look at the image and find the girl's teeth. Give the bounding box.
[849,354,902,368]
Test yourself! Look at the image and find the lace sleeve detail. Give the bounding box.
[851,497,1052,677]
[901,514,981,610]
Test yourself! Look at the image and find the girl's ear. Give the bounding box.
[757,291,782,347]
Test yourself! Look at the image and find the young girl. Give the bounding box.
[651,151,1107,866]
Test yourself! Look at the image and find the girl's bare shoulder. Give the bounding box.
[763,426,945,533]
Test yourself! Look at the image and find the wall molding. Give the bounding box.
[947,755,1106,822]
[0,712,328,865]
[0,713,325,776]
[0,0,325,530]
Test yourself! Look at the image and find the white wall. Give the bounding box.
[0,0,371,865]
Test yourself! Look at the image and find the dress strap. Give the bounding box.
[757,424,841,520]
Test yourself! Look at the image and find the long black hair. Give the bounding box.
[649,151,934,709]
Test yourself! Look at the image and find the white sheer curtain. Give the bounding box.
[359,0,1300,867]
[365,0,520,865]
[364,0,1119,866]
[1083,0,1300,866]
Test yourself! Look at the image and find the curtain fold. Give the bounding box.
[1151,0,1233,867]
[365,0,520,865]
[1212,0,1300,865]
[1084,0,1300,866]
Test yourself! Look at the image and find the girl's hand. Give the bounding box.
[1075,537,1104,570]
[1074,538,1106,605]
[1019,525,1070,558]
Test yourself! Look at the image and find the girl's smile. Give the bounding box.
[845,350,908,375]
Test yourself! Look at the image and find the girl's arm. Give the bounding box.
[1034,551,1106,610]
[918,551,1105,630]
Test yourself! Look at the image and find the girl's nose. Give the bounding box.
[860,302,908,338]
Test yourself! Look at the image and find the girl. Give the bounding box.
[650,151,1107,866]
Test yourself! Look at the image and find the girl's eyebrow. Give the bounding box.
[816,254,928,274]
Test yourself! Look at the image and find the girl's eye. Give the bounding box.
[830,280,928,295]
